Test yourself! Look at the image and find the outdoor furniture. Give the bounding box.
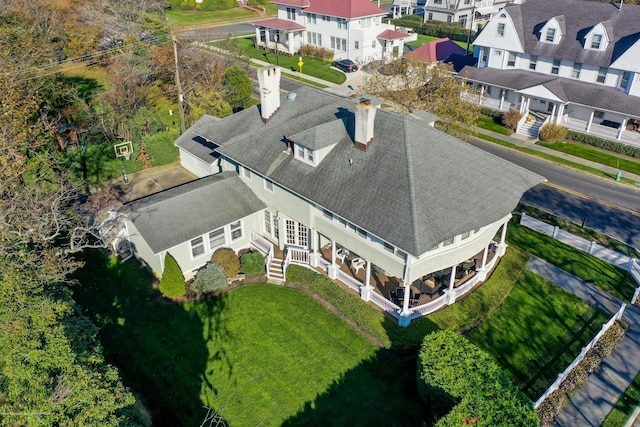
[351,257,365,275]
[423,278,439,295]
[336,248,349,264]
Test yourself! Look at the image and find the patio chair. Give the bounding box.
[351,257,365,275]
[336,248,349,264]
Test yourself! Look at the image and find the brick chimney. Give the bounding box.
[354,98,376,150]
[257,66,281,123]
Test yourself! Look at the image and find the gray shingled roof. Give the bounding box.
[461,66,640,117]
[174,114,221,162]
[120,172,266,253]
[183,87,542,256]
[502,0,640,67]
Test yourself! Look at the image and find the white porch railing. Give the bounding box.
[534,304,627,409]
[286,246,309,268]
[250,232,274,279]
[515,112,529,134]
[370,291,401,317]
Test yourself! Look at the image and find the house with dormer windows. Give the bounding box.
[116,66,542,326]
[251,0,415,64]
[460,0,640,144]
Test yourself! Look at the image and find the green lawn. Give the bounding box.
[602,371,640,427]
[233,37,347,85]
[405,34,472,51]
[507,221,637,301]
[537,141,640,176]
[476,115,511,135]
[465,271,610,399]
[166,7,268,28]
[72,251,428,427]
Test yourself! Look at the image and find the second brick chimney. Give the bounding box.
[257,66,281,123]
[354,99,376,150]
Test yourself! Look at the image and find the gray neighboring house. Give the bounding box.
[462,0,640,144]
[125,66,542,326]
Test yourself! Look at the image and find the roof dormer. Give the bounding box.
[584,21,612,51]
[539,15,565,44]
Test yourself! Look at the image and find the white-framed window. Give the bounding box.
[372,40,377,48]
[494,49,502,56]
[447,15,452,23]
[294,144,315,165]
[286,7,295,20]
[464,0,471,4]
[597,67,607,83]
[331,36,347,51]
[285,219,307,247]
[459,15,467,28]
[428,12,433,20]
[322,15,329,21]
[434,0,442,3]
[354,40,359,50]
[443,237,454,246]
[307,32,321,46]
[264,178,274,193]
[572,63,582,79]
[264,211,272,235]
[208,228,225,250]
[591,34,602,49]
[230,221,242,241]
[242,166,251,180]
[529,55,537,70]
[461,231,471,240]
[360,17,372,28]
[306,12,316,24]
[620,71,632,90]
[480,48,488,63]
[546,28,556,43]
[551,58,560,75]
[191,236,205,258]
[337,18,347,30]
[507,52,516,67]
[497,23,505,37]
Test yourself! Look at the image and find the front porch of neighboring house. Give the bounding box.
[249,225,508,327]
[253,26,301,56]
[462,85,640,146]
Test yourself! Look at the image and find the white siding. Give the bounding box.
[473,10,524,53]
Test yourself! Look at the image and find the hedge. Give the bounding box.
[481,107,503,120]
[391,17,475,43]
[240,251,266,275]
[566,130,640,158]
[159,253,186,298]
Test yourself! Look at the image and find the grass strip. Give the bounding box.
[602,370,640,427]
[537,140,640,176]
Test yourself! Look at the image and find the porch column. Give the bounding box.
[519,96,526,114]
[617,118,627,140]
[479,85,485,102]
[495,221,509,257]
[328,240,339,279]
[550,103,557,122]
[309,229,320,268]
[398,256,414,327]
[475,244,491,282]
[499,89,505,110]
[586,110,595,133]
[287,32,294,54]
[264,29,270,49]
[526,97,532,112]
[446,265,457,305]
[360,260,374,302]
[555,104,565,124]
[255,27,261,46]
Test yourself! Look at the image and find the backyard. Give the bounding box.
[71,220,622,426]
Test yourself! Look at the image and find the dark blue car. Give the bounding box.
[332,59,358,72]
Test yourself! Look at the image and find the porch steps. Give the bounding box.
[517,111,548,139]
[268,257,285,281]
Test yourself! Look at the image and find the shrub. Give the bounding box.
[391,18,474,42]
[211,248,240,278]
[480,106,503,120]
[566,130,640,158]
[160,253,186,298]
[501,109,522,131]
[190,263,228,294]
[240,251,265,275]
[298,44,334,62]
[539,123,567,142]
[224,65,253,112]
[418,331,539,426]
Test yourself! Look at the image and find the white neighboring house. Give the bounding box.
[252,0,416,64]
[392,0,524,31]
[117,66,542,326]
[461,0,640,144]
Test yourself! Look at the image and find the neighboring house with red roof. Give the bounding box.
[252,0,416,64]
[404,37,466,62]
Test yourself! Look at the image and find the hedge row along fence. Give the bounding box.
[390,15,476,43]
[566,130,640,158]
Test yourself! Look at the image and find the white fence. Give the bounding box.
[534,304,627,409]
[519,213,640,304]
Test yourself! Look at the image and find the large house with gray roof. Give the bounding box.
[119,66,542,326]
[461,0,640,145]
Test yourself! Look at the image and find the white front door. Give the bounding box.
[285,219,308,248]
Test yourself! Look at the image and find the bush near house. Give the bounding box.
[160,253,186,298]
[539,123,567,143]
[211,247,241,278]
[391,16,475,43]
[502,109,522,131]
[566,130,640,158]
[298,44,334,63]
[417,330,539,426]
[190,263,228,294]
[240,251,265,275]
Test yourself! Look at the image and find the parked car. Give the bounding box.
[332,59,358,73]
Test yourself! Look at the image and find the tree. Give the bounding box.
[160,253,186,298]
[190,263,228,294]
[224,65,253,112]
[362,59,480,133]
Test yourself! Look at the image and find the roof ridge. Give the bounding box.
[402,115,421,256]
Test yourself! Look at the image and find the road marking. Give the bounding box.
[543,181,640,217]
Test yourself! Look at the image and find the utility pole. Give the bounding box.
[466,0,476,57]
[172,36,186,134]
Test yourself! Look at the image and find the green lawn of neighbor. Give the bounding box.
[465,271,611,399]
[507,221,637,301]
[537,141,640,176]
[406,34,472,51]
[166,7,266,28]
[602,371,640,427]
[233,37,347,84]
[476,115,511,135]
[72,251,428,427]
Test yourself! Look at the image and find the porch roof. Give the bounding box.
[190,87,542,256]
[378,29,411,41]
[460,66,640,117]
[251,18,306,31]
[120,172,265,253]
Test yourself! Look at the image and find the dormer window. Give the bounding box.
[585,22,611,51]
[591,34,602,49]
[294,144,316,166]
[546,28,556,43]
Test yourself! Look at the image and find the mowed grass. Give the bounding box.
[507,222,637,301]
[476,115,511,135]
[537,141,640,176]
[465,271,610,399]
[602,371,640,427]
[405,34,471,51]
[72,251,427,427]
[166,7,266,28]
